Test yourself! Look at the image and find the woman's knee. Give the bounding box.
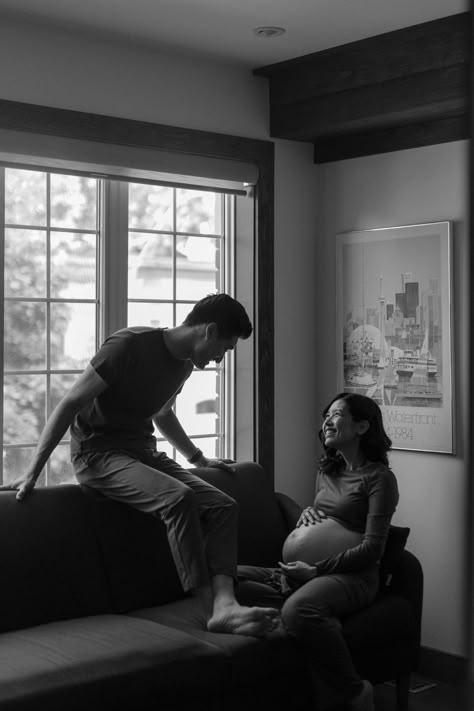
[281,596,327,636]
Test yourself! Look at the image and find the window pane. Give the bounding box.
[175,369,219,436]
[50,232,97,299]
[5,229,46,298]
[129,183,173,231]
[175,302,194,326]
[5,169,46,226]
[127,302,173,329]
[49,445,75,485]
[128,233,173,300]
[176,189,221,234]
[176,236,219,300]
[50,175,97,230]
[50,302,96,370]
[4,301,46,370]
[174,436,219,467]
[154,439,174,458]
[3,447,45,486]
[50,373,79,412]
[4,374,46,444]
[50,374,77,440]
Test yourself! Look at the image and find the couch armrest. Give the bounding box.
[275,492,303,533]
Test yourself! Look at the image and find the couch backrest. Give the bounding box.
[80,461,288,611]
[0,487,111,633]
[0,461,288,630]
[80,486,184,612]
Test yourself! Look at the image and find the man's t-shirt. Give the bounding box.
[70,327,193,455]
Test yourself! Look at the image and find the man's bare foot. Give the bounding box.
[207,603,279,637]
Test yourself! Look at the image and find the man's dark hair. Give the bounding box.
[183,294,253,339]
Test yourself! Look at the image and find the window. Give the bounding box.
[125,182,232,466]
[1,166,238,485]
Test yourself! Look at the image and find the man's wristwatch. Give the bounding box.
[187,448,203,465]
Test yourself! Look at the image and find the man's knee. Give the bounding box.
[220,492,238,512]
[166,482,198,513]
[208,489,238,516]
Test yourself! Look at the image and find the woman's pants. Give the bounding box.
[72,449,238,593]
[237,564,379,704]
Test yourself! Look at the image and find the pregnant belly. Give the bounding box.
[282,517,363,564]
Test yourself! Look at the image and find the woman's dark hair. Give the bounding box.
[318,392,392,474]
[183,293,252,339]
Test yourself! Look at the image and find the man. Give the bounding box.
[3,293,278,637]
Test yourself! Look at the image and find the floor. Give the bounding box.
[373,676,468,711]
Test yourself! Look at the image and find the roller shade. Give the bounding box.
[0,128,258,194]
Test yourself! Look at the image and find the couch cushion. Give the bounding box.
[192,462,289,566]
[0,614,228,711]
[0,487,110,632]
[80,486,185,612]
[128,597,306,687]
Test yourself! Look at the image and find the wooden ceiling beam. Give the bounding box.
[254,12,471,161]
[314,115,470,163]
[269,64,468,141]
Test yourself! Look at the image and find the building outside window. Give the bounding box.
[1,167,236,486]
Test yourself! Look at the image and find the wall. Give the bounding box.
[0,18,318,501]
[317,141,470,657]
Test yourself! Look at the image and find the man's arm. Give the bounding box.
[1,364,108,500]
[153,399,235,472]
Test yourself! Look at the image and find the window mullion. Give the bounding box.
[0,168,4,484]
[45,173,51,484]
[100,180,129,340]
[223,194,235,461]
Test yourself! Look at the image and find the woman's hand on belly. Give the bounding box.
[282,517,363,565]
[278,560,317,582]
[296,506,327,528]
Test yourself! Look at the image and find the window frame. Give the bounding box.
[0,98,275,478]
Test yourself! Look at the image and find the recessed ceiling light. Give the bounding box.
[253,26,286,38]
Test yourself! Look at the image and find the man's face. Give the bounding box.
[193,324,239,369]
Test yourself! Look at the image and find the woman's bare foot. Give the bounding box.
[207,602,279,637]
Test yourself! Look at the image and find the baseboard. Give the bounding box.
[418,646,468,685]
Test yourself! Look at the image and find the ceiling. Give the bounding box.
[0,0,467,68]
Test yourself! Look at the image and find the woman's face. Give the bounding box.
[322,398,367,450]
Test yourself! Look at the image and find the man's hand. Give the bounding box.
[197,456,236,473]
[278,560,317,582]
[296,506,327,527]
[0,473,37,501]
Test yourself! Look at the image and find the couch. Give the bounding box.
[0,461,422,710]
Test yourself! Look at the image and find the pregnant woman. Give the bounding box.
[237,393,399,711]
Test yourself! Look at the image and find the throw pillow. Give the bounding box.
[379,525,410,588]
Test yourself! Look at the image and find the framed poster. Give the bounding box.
[336,222,453,453]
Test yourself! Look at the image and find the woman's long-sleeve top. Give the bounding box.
[312,462,399,576]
